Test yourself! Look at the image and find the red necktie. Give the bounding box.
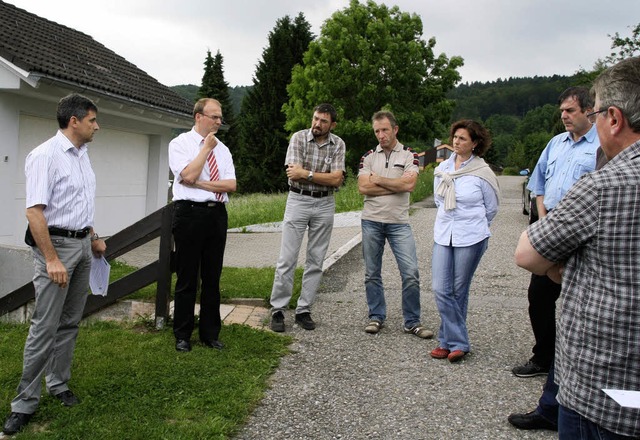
[207,150,223,201]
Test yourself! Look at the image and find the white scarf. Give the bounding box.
[434,156,500,210]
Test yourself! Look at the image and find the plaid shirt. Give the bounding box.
[528,140,640,437]
[285,129,346,192]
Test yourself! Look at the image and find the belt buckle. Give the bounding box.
[207,202,216,207]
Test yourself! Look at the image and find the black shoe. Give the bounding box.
[271,311,285,332]
[3,412,32,435]
[202,340,224,350]
[175,339,191,352]
[508,410,557,431]
[55,390,80,407]
[512,360,549,377]
[295,312,316,330]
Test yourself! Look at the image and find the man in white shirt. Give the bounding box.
[4,93,106,436]
[168,98,236,352]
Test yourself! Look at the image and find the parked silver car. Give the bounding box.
[520,169,539,224]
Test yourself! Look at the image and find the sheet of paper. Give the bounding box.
[90,255,110,296]
[603,389,640,409]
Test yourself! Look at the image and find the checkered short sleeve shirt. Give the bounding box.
[285,129,346,192]
[527,140,640,437]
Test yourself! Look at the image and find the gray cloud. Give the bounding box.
[6,0,639,87]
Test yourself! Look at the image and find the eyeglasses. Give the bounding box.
[587,108,608,118]
[201,113,225,124]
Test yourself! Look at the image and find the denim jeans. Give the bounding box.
[432,238,488,352]
[362,220,421,328]
[536,363,559,425]
[558,405,637,439]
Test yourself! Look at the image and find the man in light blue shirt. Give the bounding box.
[508,86,600,432]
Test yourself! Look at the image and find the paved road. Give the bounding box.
[234,176,557,440]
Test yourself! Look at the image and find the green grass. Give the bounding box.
[110,262,303,307]
[227,168,433,228]
[0,321,291,439]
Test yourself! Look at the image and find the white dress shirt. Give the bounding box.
[25,130,96,230]
[168,128,236,203]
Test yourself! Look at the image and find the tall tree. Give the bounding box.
[606,23,640,64]
[235,13,313,193]
[198,50,237,148]
[283,0,463,171]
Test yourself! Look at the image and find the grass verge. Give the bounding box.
[0,321,291,439]
[110,262,303,307]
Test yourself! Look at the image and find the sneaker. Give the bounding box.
[295,312,316,330]
[364,320,383,334]
[512,360,549,378]
[270,311,285,332]
[403,324,434,339]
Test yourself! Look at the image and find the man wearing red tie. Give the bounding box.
[168,98,236,352]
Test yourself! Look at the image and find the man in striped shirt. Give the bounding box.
[4,94,106,436]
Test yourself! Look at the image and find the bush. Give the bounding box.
[502,166,521,176]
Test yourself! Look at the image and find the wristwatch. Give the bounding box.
[307,171,314,181]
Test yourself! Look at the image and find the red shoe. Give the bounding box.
[447,350,467,362]
[430,347,450,359]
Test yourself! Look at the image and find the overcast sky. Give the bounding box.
[6,0,639,88]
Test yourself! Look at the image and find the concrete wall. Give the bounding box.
[0,244,32,298]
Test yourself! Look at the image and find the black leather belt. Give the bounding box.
[175,200,223,208]
[49,227,90,239]
[289,186,331,198]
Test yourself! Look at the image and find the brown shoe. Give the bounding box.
[430,347,450,359]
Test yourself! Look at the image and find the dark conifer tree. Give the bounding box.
[198,50,237,148]
[235,13,313,193]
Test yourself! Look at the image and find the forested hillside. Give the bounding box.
[449,75,574,121]
[171,84,249,116]
[446,72,598,170]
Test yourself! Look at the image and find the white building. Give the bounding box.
[0,0,193,247]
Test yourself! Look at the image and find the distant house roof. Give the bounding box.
[0,0,192,115]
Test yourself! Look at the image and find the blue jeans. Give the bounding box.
[559,405,637,439]
[432,238,488,352]
[536,363,559,425]
[362,220,421,328]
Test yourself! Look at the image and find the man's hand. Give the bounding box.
[546,263,564,284]
[91,239,107,258]
[203,132,218,152]
[369,172,381,185]
[46,259,68,288]
[286,163,305,181]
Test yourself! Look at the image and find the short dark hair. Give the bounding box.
[449,119,492,157]
[313,103,337,123]
[372,111,398,128]
[558,86,593,111]
[56,94,98,129]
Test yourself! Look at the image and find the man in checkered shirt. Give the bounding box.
[515,56,640,439]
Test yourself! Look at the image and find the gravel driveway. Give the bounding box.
[235,176,557,440]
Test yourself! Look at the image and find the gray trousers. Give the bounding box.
[270,192,335,314]
[11,236,91,414]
